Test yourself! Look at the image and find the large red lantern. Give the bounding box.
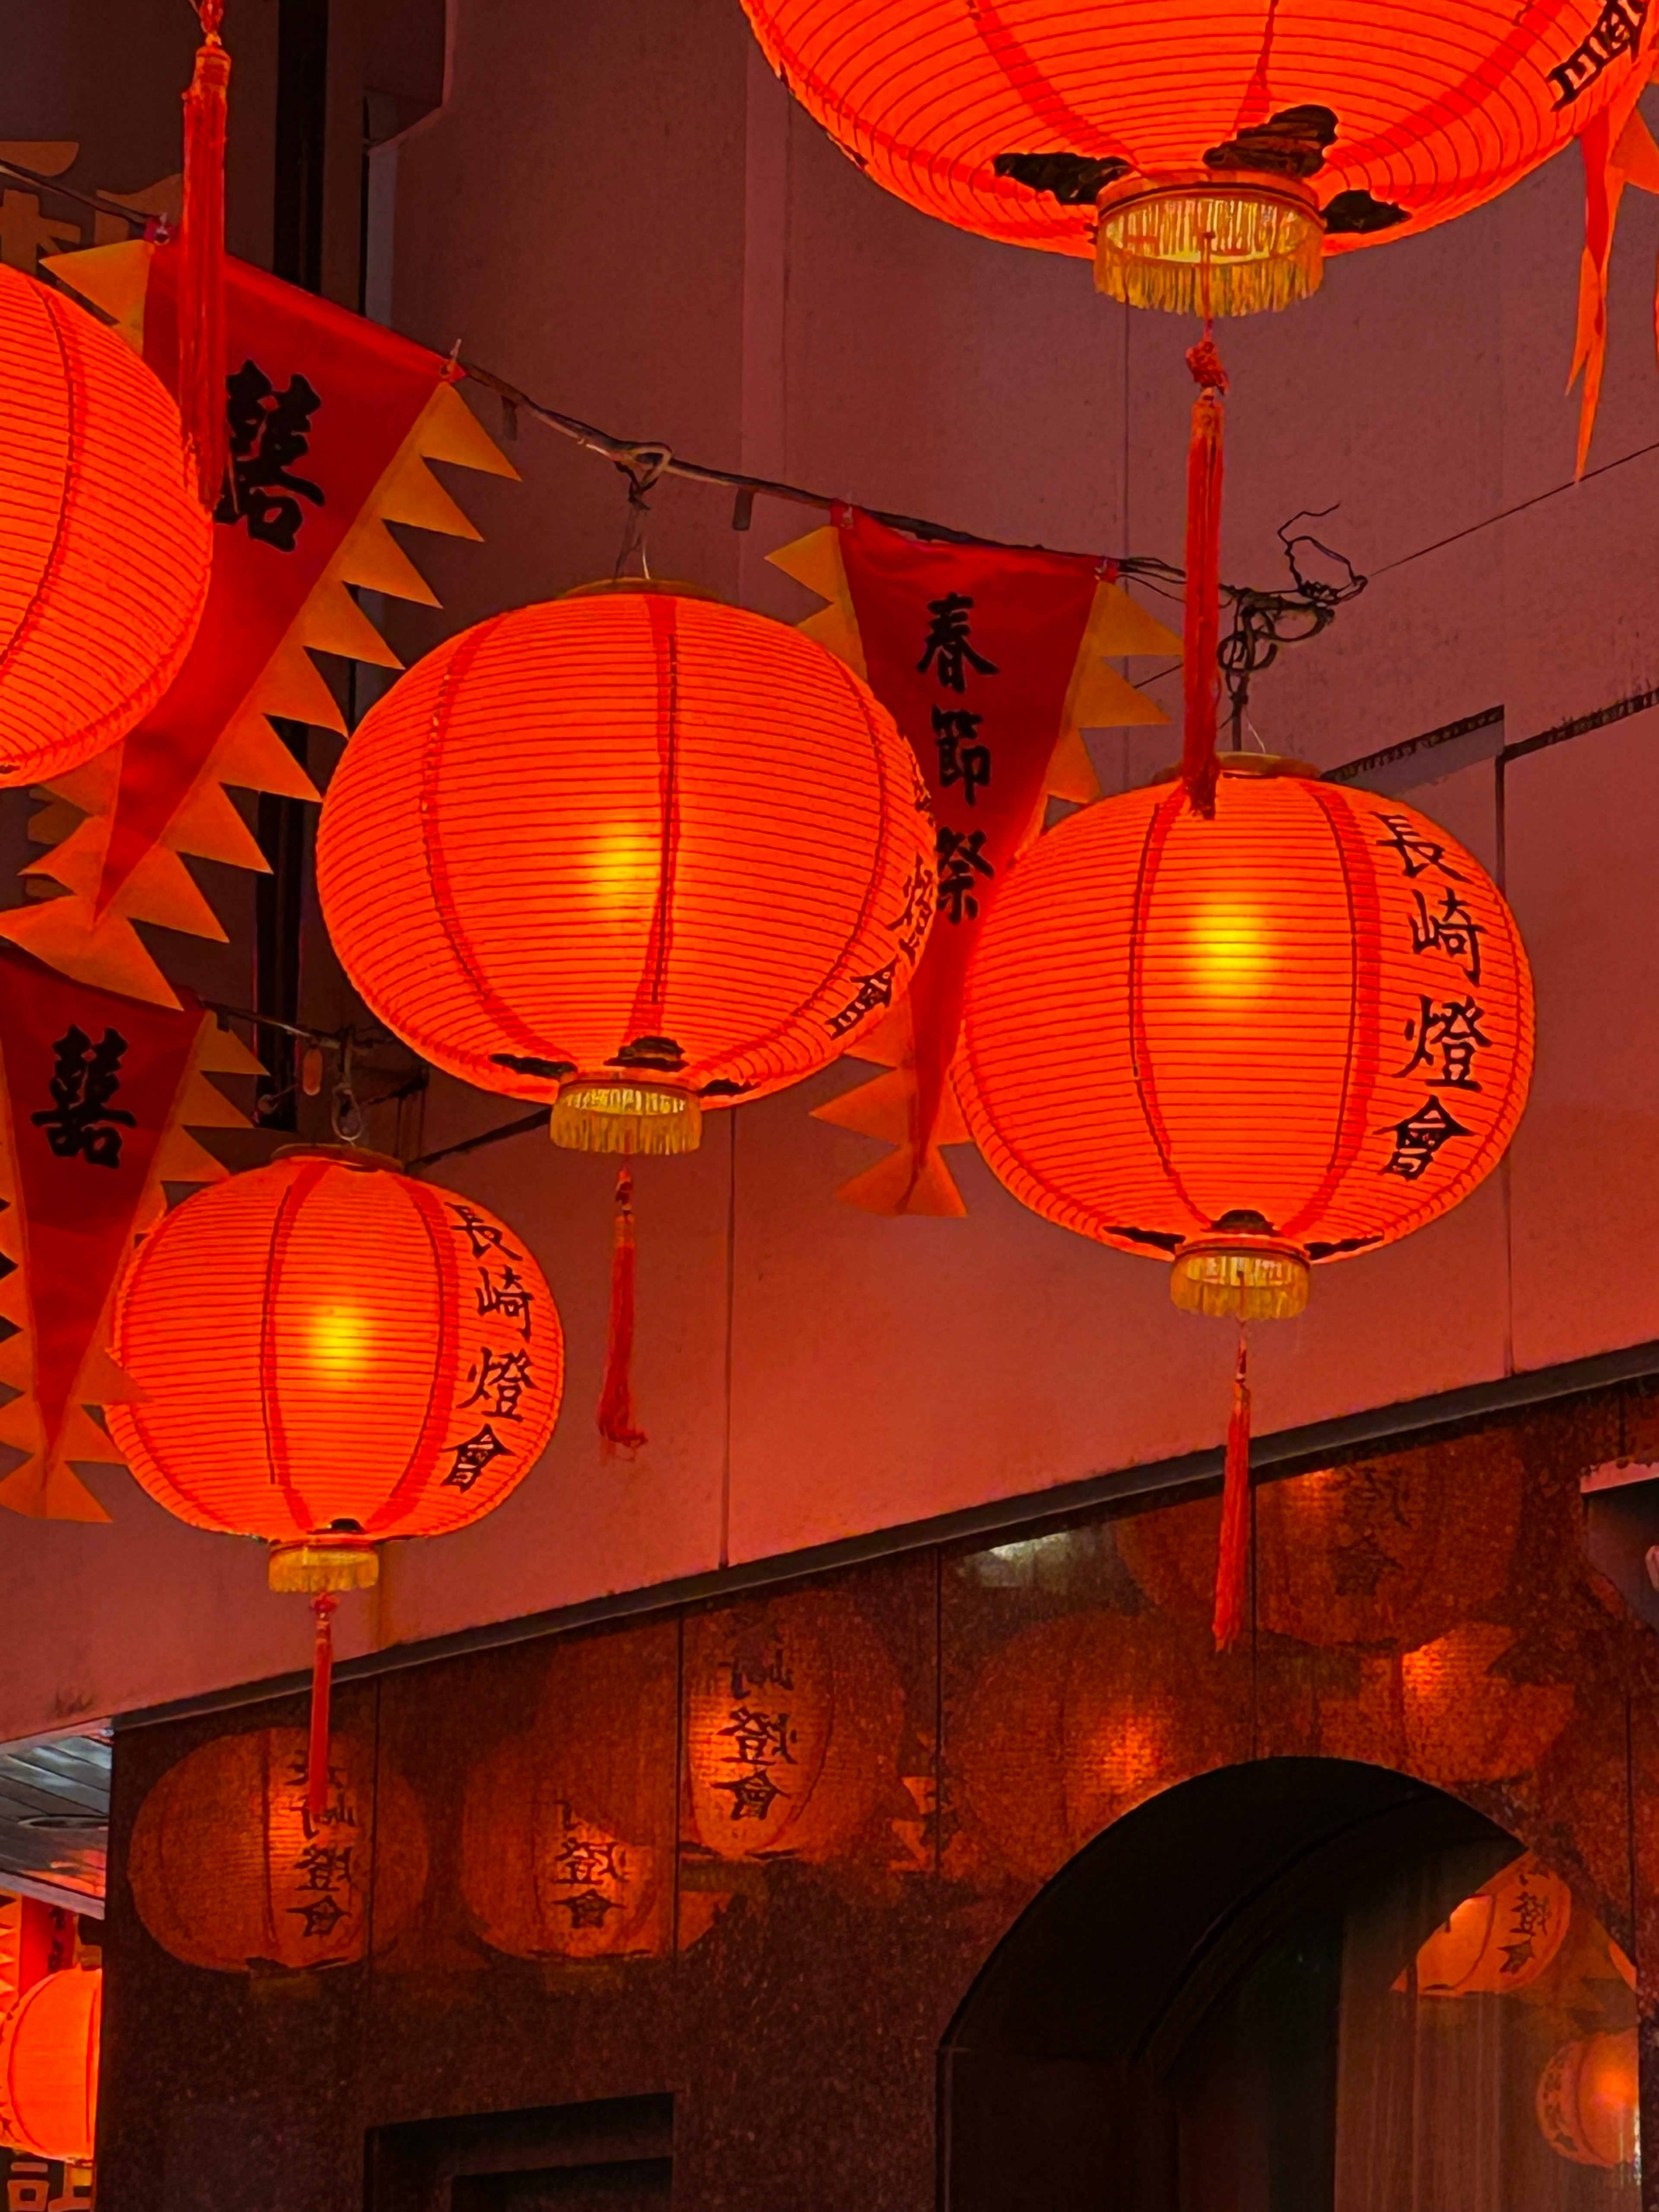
[104,1148,563,1807]
[0,263,211,789]
[957,755,1533,1640]
[0,1967,100,2162]
[315,580,935,1160]
[737,2,1640,317]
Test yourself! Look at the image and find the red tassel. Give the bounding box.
[597,1165,648,1453]
[306,1591,336,1821]
[178,1,230,509]
[1212,1330,1251,1651]
[1182,334,1227,818]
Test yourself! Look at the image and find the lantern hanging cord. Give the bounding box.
[1217,510,1368,747]
[613,443,671,579]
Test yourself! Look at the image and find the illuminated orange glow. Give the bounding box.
[1539,2029,1640,2167]
[0,1968,99,2161]
[315,583,935,1123]
[106,1151,563,1547]
[128,1727,428,1974]
[0,263,211,788]
[736,2,1638,285]
[1410,1853,1572,1996]
[957,760,1533,1271]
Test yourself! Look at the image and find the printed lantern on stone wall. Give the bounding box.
[0,262,212,789]
[956,754,1533,1643]
[0,1967,100,2163]
[1538,2029,1640,2167]
[316,578,934,1444]
[127,1726,428,1974]
[102,1149,563,1812]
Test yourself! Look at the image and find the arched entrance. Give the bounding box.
[941,1758,1637,2212]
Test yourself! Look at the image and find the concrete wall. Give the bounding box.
[4,0,1659,1733]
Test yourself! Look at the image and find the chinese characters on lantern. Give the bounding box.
[1372,813,1498,1182]
[1547,0,1647,105]
[711,1644,798,1822]
[32,1025,134,1167]
[552,1806,629,1932]
[283,1751,361,1943]
[440,1205,552,1494]
[3,2158,93,2211]
[918,594,1001,924]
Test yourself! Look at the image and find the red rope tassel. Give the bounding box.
[1212,1330,1251,1651]
[597,1165,648,1452]
[178,0,230,509]
[1182,334,1227,818]
[305,1592,336,1821]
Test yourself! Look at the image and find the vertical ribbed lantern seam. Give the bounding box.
[633,593,683,1038]
[0,288,78,693]
[1277,779,1379,1244]
[416,613,576,1068]
[1126,791,1204,1228]
[363,1173,464,1535]
[258,1163,323,1527]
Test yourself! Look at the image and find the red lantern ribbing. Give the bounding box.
[0,263,212,789]
[957,756,1533,1640]
[105,1149,563,1808]
[0,1967,100,2163]
[315,581,935,1160]
[737,1,1638,312]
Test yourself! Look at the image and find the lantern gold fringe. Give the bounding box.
[1171,1239,1310,1322]
[268,1540,380,1594]
[548,1080,702,1156]
[1095,177,1324,318]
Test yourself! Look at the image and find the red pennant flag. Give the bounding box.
[816,509,1136,1213]
[0,941,260,1519]
[9,240,513,1005]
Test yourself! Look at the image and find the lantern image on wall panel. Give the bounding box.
[0,1967,99,2161]
[737,1,1641,318]
[684,1592,905,1865]
[957,755,1533,1642]
[0,262,212,788]
[128,1726,427,1974]
[462,1625,677,1963]
[315,579,936,1159]
[951,1608,1239,1888]
[1402,1853,1574,2000]
[1538,2029,1640,2167]
[103,1148,563,1812]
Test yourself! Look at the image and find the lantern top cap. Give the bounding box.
[271,1141,406,1175]
[559,576,724,604]
[1148,751,1320,788]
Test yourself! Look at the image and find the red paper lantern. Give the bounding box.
[105,1147,562,1807]
[957,755,1532,1642]
[315,580,935,1158]
[1408,1854,1573,1998]
[958,756,1532,1309]
[0,263,211,788]
[737,0,1640,317]
[0,1967,100,2162]
[106,1148,562,1576]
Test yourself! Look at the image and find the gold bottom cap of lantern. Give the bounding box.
[547,1077,703,1156]
[269,1536,380,1594]
[1171,1215,1311,1322]
[1094,170,1324,317]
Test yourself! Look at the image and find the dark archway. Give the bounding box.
[940,1758,1520,2212]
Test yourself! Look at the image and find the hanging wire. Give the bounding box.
[612,442,671,579]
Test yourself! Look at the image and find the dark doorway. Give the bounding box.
[941,1758,1637,2212]
[366,2093,672,2212]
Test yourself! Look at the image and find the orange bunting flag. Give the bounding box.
[772,508,1177,1216]
[7,238,515,1006]
[0,941,260,1522]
